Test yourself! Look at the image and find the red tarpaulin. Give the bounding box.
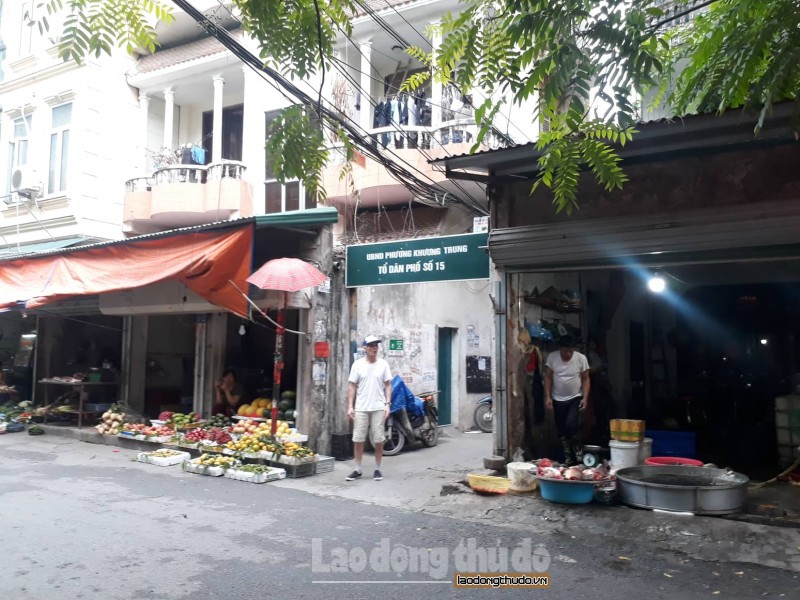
[0,225,253,316]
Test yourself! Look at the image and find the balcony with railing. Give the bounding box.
[321,116,512,209]
[123,160,253,234]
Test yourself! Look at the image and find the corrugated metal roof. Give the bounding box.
[0,208,339,263]
[0,236,92,258]
[434,103,799,178]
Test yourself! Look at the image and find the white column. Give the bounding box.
[430,22,443,138]
[212,76,225,162]
[359,41,372,132]
[138,93,150,173]
[163,88,174,149]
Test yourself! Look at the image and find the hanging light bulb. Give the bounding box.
[647,274,666,293]
[238,323,246,336]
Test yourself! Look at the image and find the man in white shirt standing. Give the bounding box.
[346,335,392,481]
[544,335,591,466]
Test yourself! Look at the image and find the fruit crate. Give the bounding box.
[182,458,240,477]
[224,467,287,484]
[137,450,191,466]
[314,455,335,474]
[269,459,314,478]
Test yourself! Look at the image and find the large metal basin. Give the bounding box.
[616,466,749,515]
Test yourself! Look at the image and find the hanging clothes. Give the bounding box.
[191,145,206,165]
[407,93,418,148]
[180,146,194,164]
[390,96,402,148]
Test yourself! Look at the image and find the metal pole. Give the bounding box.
[494,277,508,457]
[271,292,287,435]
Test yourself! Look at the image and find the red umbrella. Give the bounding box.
[246,258,327,435]
[247,257,328,292]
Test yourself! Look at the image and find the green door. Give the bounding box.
[437,327,455,426]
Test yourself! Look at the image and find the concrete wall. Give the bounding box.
[353,279,493,430]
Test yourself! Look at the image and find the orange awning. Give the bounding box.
[0,225,253,317]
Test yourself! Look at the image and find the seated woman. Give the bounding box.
[211,369,244,417]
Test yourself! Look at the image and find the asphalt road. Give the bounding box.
[0,436,797,600]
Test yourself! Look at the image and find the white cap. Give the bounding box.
[363,335,381,345]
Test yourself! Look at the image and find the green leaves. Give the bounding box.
[666,0,800,135]
[264,105,353,204]
[37,0,173,63]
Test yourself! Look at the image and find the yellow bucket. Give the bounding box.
[610,419,645,442]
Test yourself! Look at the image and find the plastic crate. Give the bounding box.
[645,430,696,458]
[331,432,354,461]
[137,450,191,466]
[314,455,335,474]
[269,460,314,478]
[224,467,286,483]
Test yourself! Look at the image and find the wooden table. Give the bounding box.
[38,380,119,428]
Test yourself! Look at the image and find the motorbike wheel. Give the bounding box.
[420,420,439,447]
[382,423,405,456]
[473,403,493,433]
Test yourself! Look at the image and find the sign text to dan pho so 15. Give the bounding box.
[346,233,489,287]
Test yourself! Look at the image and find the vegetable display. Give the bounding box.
[94,405,126,435]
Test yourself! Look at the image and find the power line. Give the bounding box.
[198,0,488,214]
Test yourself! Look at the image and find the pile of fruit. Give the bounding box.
[122,423,176,438]
[207,413,231,428]
[204,427,232,445]
[236,398,272,418]
[233,464,274,474]
[184,428,209,443]
[276,391,297,422]
[168,412,200,429]
[225,434,274,455]
[231,418,292,437]
[195,453,239,469]
[281,441,314,459]
[94,406,127,435]
[145,449,185,459]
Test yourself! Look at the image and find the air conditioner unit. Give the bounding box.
[11,165,42,198]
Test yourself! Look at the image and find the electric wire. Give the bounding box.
[191,4,441,204]
[199,0,488,214]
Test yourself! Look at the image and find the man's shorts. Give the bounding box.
[352,409,386,445]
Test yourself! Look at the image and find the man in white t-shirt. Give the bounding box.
[346,335,392,481]
[544,335,591,466]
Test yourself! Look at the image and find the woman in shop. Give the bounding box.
[211,369,244,417]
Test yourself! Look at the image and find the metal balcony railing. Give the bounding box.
[152,165,207,185]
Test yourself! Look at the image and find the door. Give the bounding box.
[437,327,456,426]
[201,104,244,162]
[629,320,646,418]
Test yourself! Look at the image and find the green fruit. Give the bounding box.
[281,390,296,400]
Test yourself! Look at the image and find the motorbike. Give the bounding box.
[382,376,439,456]
[473,395,493,433]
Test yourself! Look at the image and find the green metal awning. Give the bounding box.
[254,207,339,228]
[0,236,90,258]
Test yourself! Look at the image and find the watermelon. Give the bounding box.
[281,390,296,400]
[278,399,293,411]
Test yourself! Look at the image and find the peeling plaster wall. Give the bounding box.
[353,280,493,429]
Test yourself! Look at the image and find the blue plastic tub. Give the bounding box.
[537,478,595,504]
[645,430,696,458]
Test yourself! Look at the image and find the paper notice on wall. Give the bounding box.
[478,358,487,371]
[313,360,327,385]
[422,369,436,385]
[318,278,331,294]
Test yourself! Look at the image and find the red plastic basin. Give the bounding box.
[645,456,703,467]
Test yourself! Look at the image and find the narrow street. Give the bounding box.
[1,434,797,599]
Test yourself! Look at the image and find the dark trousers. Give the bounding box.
[553,396,582,439]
